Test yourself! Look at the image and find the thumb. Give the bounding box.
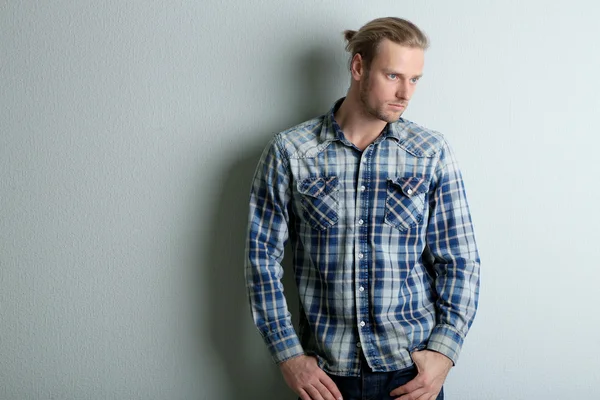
[410,350,425,372]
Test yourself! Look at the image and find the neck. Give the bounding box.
[334,90,388,150]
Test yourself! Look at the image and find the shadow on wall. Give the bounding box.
[203,148,296,400]
[201,45,344,400]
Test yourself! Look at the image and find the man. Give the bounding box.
[245,17,480,400]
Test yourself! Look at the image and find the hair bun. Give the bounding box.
[343,30,357,42]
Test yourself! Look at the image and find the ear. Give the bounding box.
[350,53,365,82]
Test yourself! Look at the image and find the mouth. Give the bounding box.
[389,103,406,109]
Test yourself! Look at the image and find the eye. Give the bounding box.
[410,77,420,84]
[387,74,398,80]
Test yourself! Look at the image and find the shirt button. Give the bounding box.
[407,188,413,195]
[358,219,364,225]
[359,321,366,327]
[358,286,364,292]
[360,185,366,192]
[356,342,362,348]
[358,253,364,259]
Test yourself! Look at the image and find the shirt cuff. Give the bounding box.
[263,327,305,364]
[426,324,465,365]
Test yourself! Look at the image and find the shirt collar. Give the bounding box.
[320,97,407,145]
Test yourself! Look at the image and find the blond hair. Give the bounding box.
[344,17,429,70]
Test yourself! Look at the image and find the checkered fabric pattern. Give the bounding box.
[245,98,480,377]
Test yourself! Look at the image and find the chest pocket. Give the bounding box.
[297,176,339,231]
[385,176,429,231]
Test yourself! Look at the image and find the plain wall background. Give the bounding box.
[2,1,599,399]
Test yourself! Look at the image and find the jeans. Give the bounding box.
[300,359,444,400]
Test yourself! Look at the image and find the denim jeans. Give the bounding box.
[300,359,444,400]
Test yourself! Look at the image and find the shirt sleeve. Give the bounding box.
[244,135,304,364]
[424,139,481,365]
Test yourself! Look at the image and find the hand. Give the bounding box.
[389,350,452,400]
[279,354,343,400]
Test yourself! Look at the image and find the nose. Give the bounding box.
[396,80,411,100]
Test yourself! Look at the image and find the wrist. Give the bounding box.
[278,354,306,369]
[428,350,453,370]
[416,349,453,369]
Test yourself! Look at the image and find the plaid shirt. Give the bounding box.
[245,98,480,376]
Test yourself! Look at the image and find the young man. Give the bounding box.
[245,17,480,400]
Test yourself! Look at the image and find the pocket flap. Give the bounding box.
[298,176,338,198]
[388,176,429,197]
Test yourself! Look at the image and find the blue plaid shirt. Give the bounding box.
[245,98,480,376]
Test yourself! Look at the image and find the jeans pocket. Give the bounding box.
[384,176,429,231]
[297,176,339,231]
[384,365,419,399]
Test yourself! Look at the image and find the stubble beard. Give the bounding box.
[358,70,404,123]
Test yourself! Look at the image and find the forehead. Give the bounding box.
[371,39,424,73]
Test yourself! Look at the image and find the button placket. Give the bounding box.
[355,146,373,359]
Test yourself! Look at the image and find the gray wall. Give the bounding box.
[2,1,599,399]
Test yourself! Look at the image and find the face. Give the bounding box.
[354,39,424,122]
